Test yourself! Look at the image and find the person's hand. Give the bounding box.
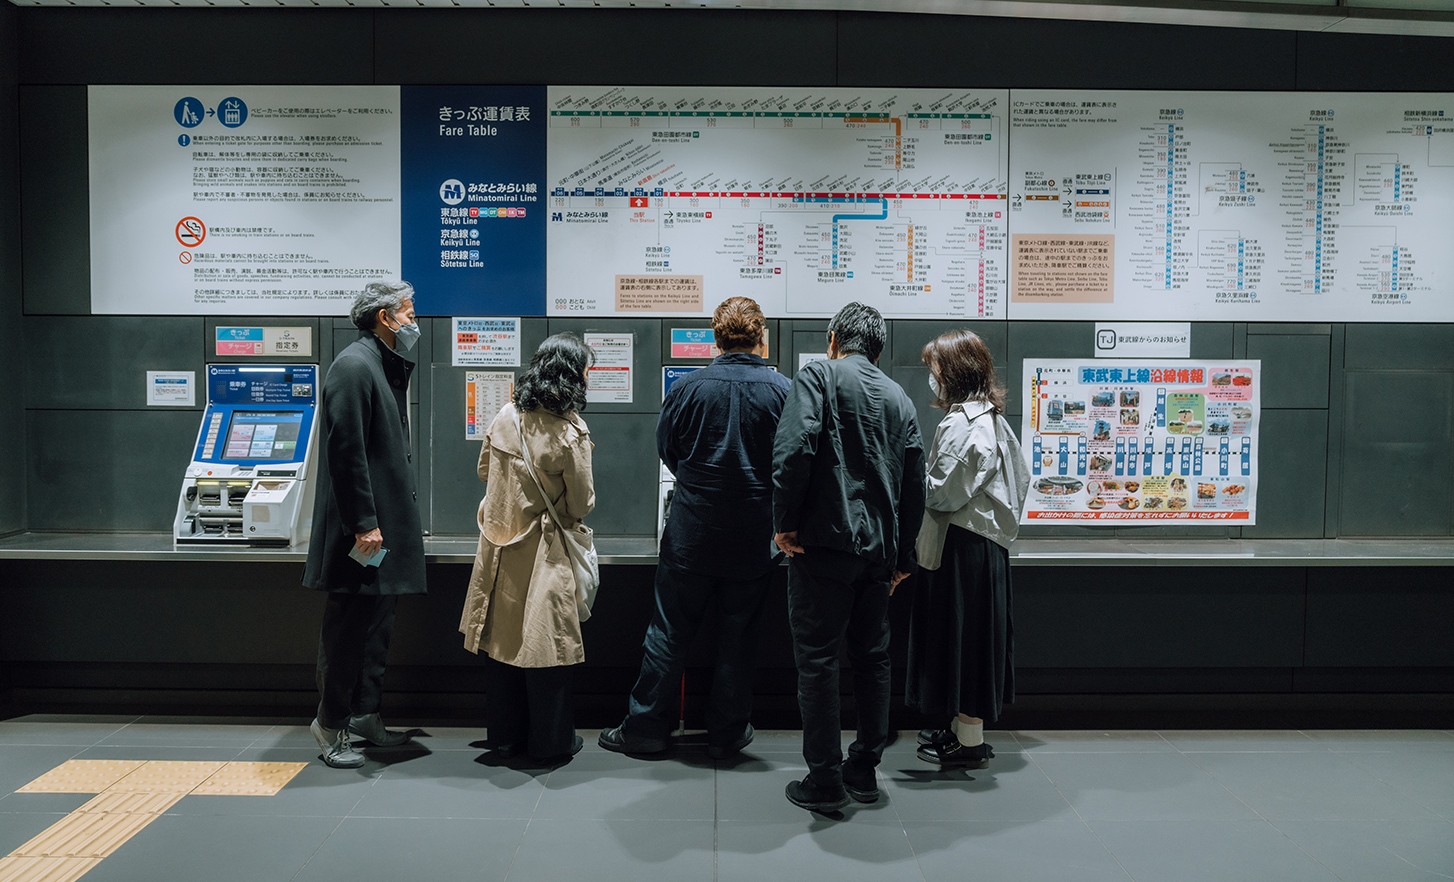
[355,528,383,556]
[774,531,805,558]
[889,570,912,595]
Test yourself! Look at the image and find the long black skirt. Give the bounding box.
[905,525,1014,724]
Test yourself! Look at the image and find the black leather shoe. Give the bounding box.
[348,713,411,748]
[785,778,849,813]
[842,768,880,804]
[531,734,584,764]
[917,740,994,769]
[707,723,754,759]
[598,725,667,755]
[918,727,955,747]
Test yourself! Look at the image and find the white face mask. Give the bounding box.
[928,373,940,398]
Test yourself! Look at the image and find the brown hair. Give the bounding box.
[921,329,1006,413]
[712,296,766,352]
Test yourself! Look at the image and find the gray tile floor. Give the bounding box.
[2,715,1453,881]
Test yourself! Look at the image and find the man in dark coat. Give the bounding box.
[304,280,427,768]
[772,301,926,812]
[599,297,791,758]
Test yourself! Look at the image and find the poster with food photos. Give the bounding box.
[1019,359,1260,523]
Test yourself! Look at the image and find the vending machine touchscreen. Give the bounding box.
[173,365,319,545]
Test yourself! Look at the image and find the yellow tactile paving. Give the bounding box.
[11,812,161,858]
[103,761,226,794]
[192,762,307,797]
[16,762,146,794]
[0,855,103,882]
[74,792,183,815]
[6,759,306,882]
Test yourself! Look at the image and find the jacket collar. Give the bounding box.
[362,330,416,380]
[712,352,768,366]
[950,399,996,422]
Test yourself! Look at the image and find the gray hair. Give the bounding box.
[350,281,416,330]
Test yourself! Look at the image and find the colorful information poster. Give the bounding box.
[546,86,1010,319]
[1020,359,1261,523]
[89,86,401,315]
[1009,91,1454,321]
[465,371,514,441]
[452,317,521,367]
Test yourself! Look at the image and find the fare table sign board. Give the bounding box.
[1020,359,1261,523]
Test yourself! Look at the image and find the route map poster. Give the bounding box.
[1009,91,1454,321]
[1020,359,1261,523]
[545,86,1010,319]
[89,86,401,315]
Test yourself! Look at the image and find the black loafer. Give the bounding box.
[530,734,584,764]
[785,778,849,813]
[917,740,994,769]
[918,727,955,747]
[707,723,754,759]
[597,725,667,755]
[842,771,880,804]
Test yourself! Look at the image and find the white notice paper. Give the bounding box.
[147,371,195,406]
[88,86,401,316]
[453,318,521,367]
[584,333,633,404]
[465,371,514,441]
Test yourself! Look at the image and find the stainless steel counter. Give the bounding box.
[1,532,1452,566]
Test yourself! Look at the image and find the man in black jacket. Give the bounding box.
[600,297,791,758]
[772,302,925,812]
[303,281,427,768]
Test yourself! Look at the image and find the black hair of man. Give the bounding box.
[826,301,887,363]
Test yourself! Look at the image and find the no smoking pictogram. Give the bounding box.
[176,217,206,247]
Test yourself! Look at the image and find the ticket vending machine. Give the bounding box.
[173,365,320,545]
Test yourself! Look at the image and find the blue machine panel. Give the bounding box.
[194,366,318,467]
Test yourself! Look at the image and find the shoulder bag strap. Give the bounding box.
[514,407,586,565]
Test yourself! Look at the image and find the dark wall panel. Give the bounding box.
[0,0,22,534]
[427,316,549,536]
[1306,567,1454,667]
[25,317,205,410]
[1297,31,1454,92]
[1345,323,1454,371]
[1339,370,1453,537]
[18,9,375,85]
[837,14,1297,90]
[1247,333,1330,410]
[1241,408,1328,539]
[1015,566,1306,668]
[19,85,89,316]
[583,412,661,537]
[26,409,199,531]
[377,9,837,87]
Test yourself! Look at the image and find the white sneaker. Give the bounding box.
[310,718,365,769]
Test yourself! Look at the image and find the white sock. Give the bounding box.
[953,716,984,747]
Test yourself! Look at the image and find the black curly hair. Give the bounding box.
[514,332,594,415]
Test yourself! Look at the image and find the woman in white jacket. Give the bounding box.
[906,330,1029,769]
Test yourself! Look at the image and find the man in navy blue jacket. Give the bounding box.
[600,297,790,758]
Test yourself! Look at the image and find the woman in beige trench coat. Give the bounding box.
[459,332,595,761]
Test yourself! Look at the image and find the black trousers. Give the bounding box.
[315,593,399,731]
[622,564,774,746]
[786,548,893,790]
[485,656,577,759]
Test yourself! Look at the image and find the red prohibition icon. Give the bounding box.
[176,216,206,247]
[179,252,193,264]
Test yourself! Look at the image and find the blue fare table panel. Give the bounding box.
[401,86,548,316]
